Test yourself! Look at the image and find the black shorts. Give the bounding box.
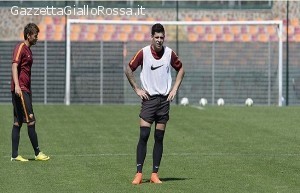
[139,95,170,124]
[12,91,35,123]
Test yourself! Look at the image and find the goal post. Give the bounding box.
[65,19,283,106]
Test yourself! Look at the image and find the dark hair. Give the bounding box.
[24,23,39,40]
[151,23,165,36]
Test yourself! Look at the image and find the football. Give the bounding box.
[199,98,208,106]
[217,98,225,106]
[180,97,189,106]
[245,98,253,106]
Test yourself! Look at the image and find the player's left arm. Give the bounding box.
[167,51,185,101]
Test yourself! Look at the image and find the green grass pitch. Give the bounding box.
[0,104,300,192]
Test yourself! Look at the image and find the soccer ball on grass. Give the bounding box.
[245,98,254,106]
[199,98,208,106]
[217,98,225,106]
[180,97,189,106]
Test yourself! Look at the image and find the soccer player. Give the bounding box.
[125,23,185,184]
[10,23,50,161]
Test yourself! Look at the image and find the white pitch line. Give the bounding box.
[190,105,206,110]
[4,152,300,158]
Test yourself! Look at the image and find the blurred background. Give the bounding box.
[0,0,299,106]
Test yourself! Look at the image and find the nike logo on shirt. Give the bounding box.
[151,64,163,70]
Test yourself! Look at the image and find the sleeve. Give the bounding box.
[128,49,143,71]
[12,43,24,65]
[170,51,182,71]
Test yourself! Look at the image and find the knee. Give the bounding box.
[154,129,165,142]
[139,127,151,142]
[14,122,22,128]
[28,121,35,126]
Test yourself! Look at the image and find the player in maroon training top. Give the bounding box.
[10,23,50,161]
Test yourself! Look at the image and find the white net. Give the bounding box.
[66,19,283,106]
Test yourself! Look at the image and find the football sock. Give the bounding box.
[11,125,21,158]
[27,124,40,156]
[136,126,151,173]
[152,129,165,173]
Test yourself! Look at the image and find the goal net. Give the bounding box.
[65,19,283,106]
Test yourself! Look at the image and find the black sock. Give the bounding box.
[11,125,21,158]
[136,127,151,173]
[153,129,165,173]
[27,124,40,156]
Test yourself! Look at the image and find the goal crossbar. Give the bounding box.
[65,19,283,106]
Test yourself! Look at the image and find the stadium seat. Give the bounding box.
[294,34,300,42]
[119,32,129,42]
[38,23,47,33]
[187,32,198,42]
[258,34,269,42]
[140,25,149,33]
[102,32,112,41]
[241,34,251,42]
[38,32,46,40]
[288,26,294,35]
[70,33,79,41]
[122,25,132,33]
[212,26,223,35]
[231,26,241,35]
[206,34,216,42]
[134,32,145,41]
[266,26,276,35]
[194,26,204,34]
[44,16,53,25]
[53,32,62,41]
[55,24,64,33]
[88,25,98,33]
[71,25,81,33]
[104,25,115,33]
[249,26,258,35]
[86,32,95,41]
[224,34,233,42]
[290,18,299,27]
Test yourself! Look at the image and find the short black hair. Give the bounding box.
[151,23,165,36]
[24,23,39,40]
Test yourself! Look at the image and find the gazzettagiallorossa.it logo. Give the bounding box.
[10,5,146,16]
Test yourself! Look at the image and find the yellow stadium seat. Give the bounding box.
[290,18,299,26]
[206,34,216,42]
[258,34,268,42]
[53,32,62,41]
[212,26,223,35]
[102,32,112,41]
[224,34,233,42]
[188,33,198,42]
[249,26,258,35]
[44,16,53,25]
[88,25,98,33]
[86,32,95,41]
[122,25,132,33]
[119,33,129,42]
[231,26,240,35]
[134,33,145,41]
[241,34,251,42]
[104,25,115,33]
[294,34,300,42]
[195,26,204,34]
[70,33,79,41]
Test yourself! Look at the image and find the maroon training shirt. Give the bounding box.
[11,42,33,93]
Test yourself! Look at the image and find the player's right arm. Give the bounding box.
[124,49,149,100]
[12,44,23,96]
[12,62,21,96]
